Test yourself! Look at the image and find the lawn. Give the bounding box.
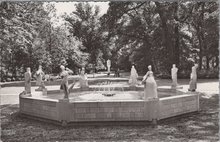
[1,93,218,142]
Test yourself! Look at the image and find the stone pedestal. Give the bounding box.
[129,86,137,91]
[42,88,47,95]
[107,66,110,73]
[80,77,89,89]
[171,85,183,90]
[144,98,159,121]
[80,86,90,91]
[58,99,70,126]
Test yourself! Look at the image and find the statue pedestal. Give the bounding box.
[80,86,89,91]
[171,85,183,90]
[144,98,159,121]
[19,91,32,97]
[58,99,70,126]
[42,88,47,95]
[35,87,43,91]
[80,80,89,90]
[129,86,137,91]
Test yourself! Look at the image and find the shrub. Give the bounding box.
[198,69,219,79]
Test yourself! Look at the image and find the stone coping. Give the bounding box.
[20,92,198,102]
[1,77,129,87]
[20,93,195,103]
[20,95,59,102]
[46,86,184,94]
[159,93,197,100]
[20,95,146,103]
[69,99,146,103]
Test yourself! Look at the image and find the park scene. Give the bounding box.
[0,1,219,142]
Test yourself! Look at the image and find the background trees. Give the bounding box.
[0,2,87,81]
[63,3,106,72]
[102,1,218,76]
[0,1,218,82]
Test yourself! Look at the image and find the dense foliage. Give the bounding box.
[0,1,218,81]
[101,2,219,76]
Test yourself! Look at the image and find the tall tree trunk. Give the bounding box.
[198,30,203,70]
[155,2,173,69]
[143,38,152,70]
[216,56,219,68]
[206,56,210,70]
[173,2,180,67]
[198,3,205,70]
[174,24,180,66]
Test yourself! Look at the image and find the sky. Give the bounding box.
[46,2,109,26]
[54,2,109,16]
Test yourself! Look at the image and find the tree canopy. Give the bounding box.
[0,1,218,81]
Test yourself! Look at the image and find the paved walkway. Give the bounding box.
[0,77,218,105]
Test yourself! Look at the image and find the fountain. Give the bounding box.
[100,81,116,97]
[19,75,200,126]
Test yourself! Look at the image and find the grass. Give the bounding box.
[1,93,218,142]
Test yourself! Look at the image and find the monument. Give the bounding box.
[129,65,138,86]
[142,65,158,100]
[19,64,200,126]
[60,65,73,99]
[188,64,198,92]
[79,67,89,89]
[24,67,31,95]
[107,59,111,76]
[35,65,46,91]
[171,64,178,89]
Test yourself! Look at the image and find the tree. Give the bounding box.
[63,3,105,70]
[0,2,52,80]
[102,1,218,76]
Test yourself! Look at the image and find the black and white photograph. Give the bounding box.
[0,1,219,141]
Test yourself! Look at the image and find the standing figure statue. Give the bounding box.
[79,67,89,89]
[142,65,158,100]
[35,65,45,91]
[24,67,32,95]
[60,65,73,99]
[171,64,178,89]
[188,64,198,92]
[107,59,111,76]
[129,65,138,86]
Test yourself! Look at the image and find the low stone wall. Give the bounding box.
[19,97,59,121]
[19,93,199,125]
[68,100,158,122]
[159,94,199,119]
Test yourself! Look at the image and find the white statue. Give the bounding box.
[80,67,89,88]
[24,67,31,95]
[129,65,138,86]
[142,65,158,100]
[60,65,73,99]
[188,64,198,92]
[171,64,178,89]
[107,59,111,75]
[35,65,45,91]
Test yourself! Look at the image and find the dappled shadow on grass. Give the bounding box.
[1,94,219,142]
[157,93,219,141]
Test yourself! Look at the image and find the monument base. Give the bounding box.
[19,93,199,126]
[171,85,183,89]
